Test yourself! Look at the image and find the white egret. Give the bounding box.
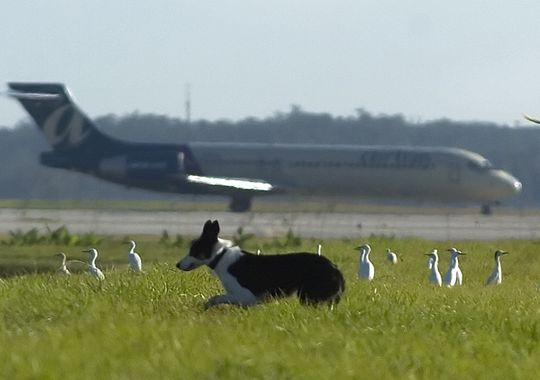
[427,253,434,270]
[82,248,105,280]
[424,250,442,286]
[256,248,261,255]
[55,252,71,275]
[455,262,463,286]
[317,244,322,256]
[386,248,398,264]
[357,244,374,281]
[124,240,143,272]
[486,250,509,285]
[443,248,465,287]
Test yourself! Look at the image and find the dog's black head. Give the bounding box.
[177,220,221,271]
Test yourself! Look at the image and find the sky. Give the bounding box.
[2,1,540,128]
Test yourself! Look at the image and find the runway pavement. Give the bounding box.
[0,208,539,240]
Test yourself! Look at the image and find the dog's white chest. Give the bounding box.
[213,250,257,304]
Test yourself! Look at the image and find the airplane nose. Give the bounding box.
[513,179,522,193]
[493,171,522,198]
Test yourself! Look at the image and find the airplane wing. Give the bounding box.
[186,175,277,192]
[523,113,540,124]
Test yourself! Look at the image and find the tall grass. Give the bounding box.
[0,236,538,379]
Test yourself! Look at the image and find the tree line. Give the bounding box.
[0,107,538,207]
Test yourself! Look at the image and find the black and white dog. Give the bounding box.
[177,220,345,309]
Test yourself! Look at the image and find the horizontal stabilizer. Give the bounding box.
[186,175,275,192]
[7,91,61,100]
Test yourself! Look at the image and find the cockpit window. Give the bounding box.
[467,159,492,171]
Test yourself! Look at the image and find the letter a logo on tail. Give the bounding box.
[42,104,90,148]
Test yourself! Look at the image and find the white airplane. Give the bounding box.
[6,83,522,213]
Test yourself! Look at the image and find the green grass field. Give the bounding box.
[0,235,539,379]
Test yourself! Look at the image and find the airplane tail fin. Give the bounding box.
[8,82,122,152]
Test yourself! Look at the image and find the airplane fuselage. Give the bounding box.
[189,143,519,203]
[42,141,521,205]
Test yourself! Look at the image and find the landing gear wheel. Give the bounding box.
[229,195,252,212]
[481,204,492,215]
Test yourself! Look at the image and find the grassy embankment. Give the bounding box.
[0,234,539,379]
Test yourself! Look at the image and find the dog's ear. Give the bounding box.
[212,220,220,234]
[202,220,213,233]
[201,220,220,239]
